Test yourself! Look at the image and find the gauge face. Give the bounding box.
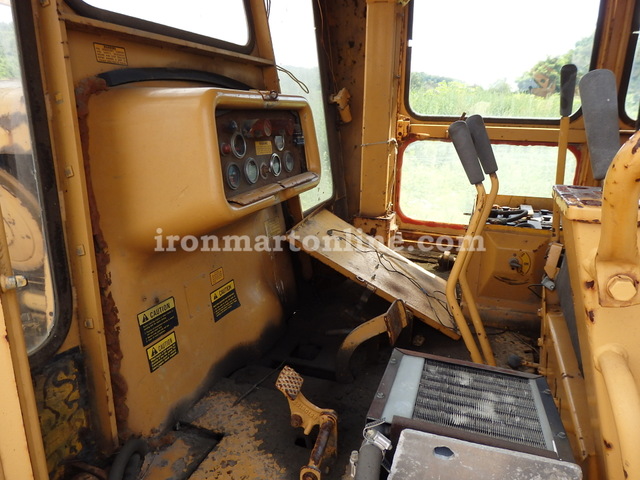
[226,163,241,190]
[274,135,285,151]
[270,153,282,177]
[283,151,295,172]
[244,157,259,184]
[230,131,246,158]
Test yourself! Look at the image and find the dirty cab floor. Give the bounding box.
[138,270,538,480]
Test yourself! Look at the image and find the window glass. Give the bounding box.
[625,32,640,121]
[79,0,249,46]
[409,0,600,118]
[0,4,57,354]
[267,0,333,210]
[399,141,576,225]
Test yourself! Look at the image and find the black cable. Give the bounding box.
[326,229,455,330]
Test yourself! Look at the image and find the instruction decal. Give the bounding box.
[93,43,128,66]
[146,332,179,372]
[137,297,179,346]
[210,267,224,286]
[255,140,273,156]
[210,280,241,322]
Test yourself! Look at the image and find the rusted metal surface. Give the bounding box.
[75,78,129,437]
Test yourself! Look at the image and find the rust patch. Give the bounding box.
[76,78,130,438]
[309,419,335,465]
[587,310,595,323]
[585,280,595,289]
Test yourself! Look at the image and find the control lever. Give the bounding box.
[446,119,496,366]
[552,64,577,239]
[460,114,498,366]
[579,69,620,181]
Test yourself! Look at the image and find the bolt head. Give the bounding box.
[607,274,637,302]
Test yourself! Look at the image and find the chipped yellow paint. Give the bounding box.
[190,392,287,480]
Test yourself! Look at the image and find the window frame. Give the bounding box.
[64,0,255,55]
[14,0,73,369]
[620,0,640,127]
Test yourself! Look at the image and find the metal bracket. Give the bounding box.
[336,299,410,383]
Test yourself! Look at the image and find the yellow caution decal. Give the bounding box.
[93,42,128,66]
[210,280,241,322]
[146,332,179,372]
[137,297,178,346]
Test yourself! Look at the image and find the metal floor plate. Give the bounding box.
[389,429,582,480]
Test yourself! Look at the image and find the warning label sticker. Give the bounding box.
[210,280,241,322]
[146,332,178,372]
[137,297,179,346]
[255,140,273,156]
[93,43,128,66]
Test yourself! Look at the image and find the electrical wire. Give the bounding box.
[326,229,455,330]
[275,65,310,94]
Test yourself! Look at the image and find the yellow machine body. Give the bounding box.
[2,0,640,479]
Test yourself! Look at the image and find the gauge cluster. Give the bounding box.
[217,109,307,201]
[86,87,319,246]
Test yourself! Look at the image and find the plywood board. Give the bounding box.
[287,209,459,339]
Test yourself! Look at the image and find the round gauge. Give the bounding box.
[262,119,272,137]
[270,153,282,177]
[230,131,247,158]
[226,163,241,190]
[274,135,285,151]
[244,157,259,184]
[283,151,295,172]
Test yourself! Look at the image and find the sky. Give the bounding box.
[0,0,603,88]
[410,0,602,89]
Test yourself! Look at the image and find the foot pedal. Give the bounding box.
[276,366,338,480]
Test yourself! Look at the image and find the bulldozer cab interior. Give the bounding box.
[3,0,640,479]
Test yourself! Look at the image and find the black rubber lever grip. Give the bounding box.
[579,69,620,180]
[466,114,498,175]
[559,64,577,117]
[449,120,484,185]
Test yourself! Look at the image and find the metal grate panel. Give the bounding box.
[412,358,548,450]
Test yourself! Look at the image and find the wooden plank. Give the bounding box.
[287,209,459,339]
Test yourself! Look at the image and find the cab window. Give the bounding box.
[623,3,640,122]
[408,0,601,119]
[399,141,577,225]
[2,1,71,365]
[66,0,251,48]
[268,0,334,210]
